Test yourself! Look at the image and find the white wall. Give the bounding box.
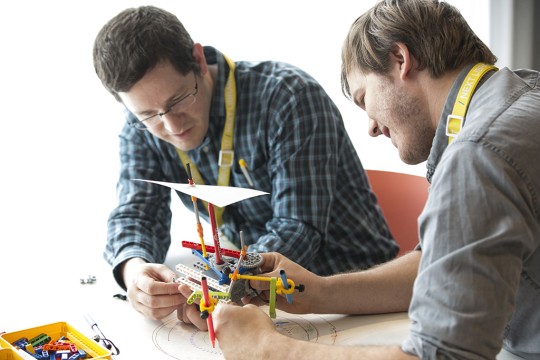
[0,1,490,273]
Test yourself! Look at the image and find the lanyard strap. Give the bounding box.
[177,54,237,226]
[446,63,498,144]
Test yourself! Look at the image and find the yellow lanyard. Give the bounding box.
[177,54,237,226]
[446,63,498,144]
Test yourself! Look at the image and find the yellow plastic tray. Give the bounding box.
[0,348,23,360]
[0,335,22,360]
[1,322,111,359]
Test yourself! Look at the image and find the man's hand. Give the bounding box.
[121,258,206,329]
[243,252,324,314]
[214,303,279,358]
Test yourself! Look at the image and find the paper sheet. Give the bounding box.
[148,309,407,360]
[134,179,269,207]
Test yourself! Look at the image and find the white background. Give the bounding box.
[0,1,490,281]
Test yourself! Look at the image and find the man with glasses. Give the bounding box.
[93,5,398,322]
[128,73,199,131]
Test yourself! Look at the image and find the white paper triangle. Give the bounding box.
[134,179,269,207]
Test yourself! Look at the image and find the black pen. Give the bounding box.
[84,313,120,355]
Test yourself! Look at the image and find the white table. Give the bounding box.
[0,239,524,359]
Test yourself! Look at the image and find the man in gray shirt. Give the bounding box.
[196,1,540,359]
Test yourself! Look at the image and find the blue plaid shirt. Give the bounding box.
[106,46,398,288]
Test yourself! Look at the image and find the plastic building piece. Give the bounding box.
[200,277,217,347]
[167,165,305,329]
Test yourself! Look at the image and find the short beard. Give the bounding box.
[394,90,435,165]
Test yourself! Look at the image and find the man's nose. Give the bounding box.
[368,118,382,137]
[161,113,182,133]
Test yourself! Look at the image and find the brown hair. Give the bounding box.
[341,0,497,97]
[93,6,200,102]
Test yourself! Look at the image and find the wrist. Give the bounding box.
[262,332,315,360]
[260,330,294,359]
[310,276,333,313]
[120,257,147,288]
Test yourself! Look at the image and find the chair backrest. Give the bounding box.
[366,170,430,256]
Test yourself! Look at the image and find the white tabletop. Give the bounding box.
[0,222,524,360]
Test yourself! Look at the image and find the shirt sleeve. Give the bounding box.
[246,78,358,268]
[105,120,174,289]
[403,141,535,359]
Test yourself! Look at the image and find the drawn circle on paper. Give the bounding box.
[275,313,339,344]
[152,318,223,359]
[152,312,339,359]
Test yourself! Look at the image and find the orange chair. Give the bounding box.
[366,170,430,256]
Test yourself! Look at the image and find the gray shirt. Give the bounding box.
[403,66,540,359]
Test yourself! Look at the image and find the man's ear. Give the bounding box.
[391,42,413,80]
[192,43,208,75]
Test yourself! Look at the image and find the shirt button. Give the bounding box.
[203,146,209,153]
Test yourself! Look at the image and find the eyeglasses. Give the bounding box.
[130,74,198,130]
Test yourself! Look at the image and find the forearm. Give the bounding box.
[314,250,420,314]
[106,180,173,268]
[108,123,175,265]
[261,332,416,360]
[215,302,418,360]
